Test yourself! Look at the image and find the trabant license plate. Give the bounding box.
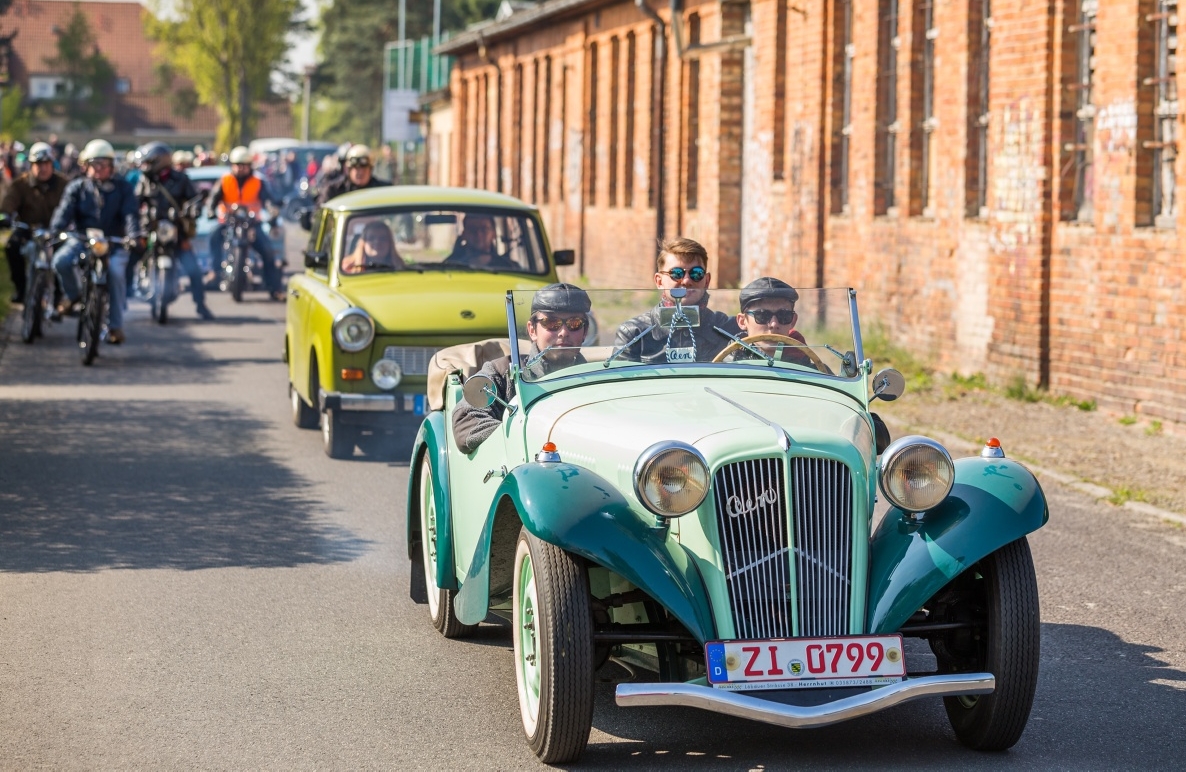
[402,394,428,416]
[706,635,906,691]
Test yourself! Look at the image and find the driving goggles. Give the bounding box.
[530,315,588,332]
[346,157,372,168]
[658,266,706,282]
[744,308,796,325]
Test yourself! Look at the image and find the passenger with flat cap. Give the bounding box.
[453,283,591,453]
[732,277,817,368]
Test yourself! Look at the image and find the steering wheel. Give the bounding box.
[712,333,829,372]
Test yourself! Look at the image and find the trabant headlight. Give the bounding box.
[371,358,402,390]
[332,308,374,353]
[879,435,955,513]
[634,442,710,518]
[157,220,178,244]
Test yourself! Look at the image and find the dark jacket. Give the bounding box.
[50,175,140,239]
[2,171,69,228]
[137,168,199,226]
[317,174,390,207]
[613,299,739,365]
[730,329,826,370]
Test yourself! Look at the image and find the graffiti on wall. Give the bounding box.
[990,99,1046,261]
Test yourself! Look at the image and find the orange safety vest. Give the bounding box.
[217,174,263,218]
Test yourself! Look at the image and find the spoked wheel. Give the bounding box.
[290,382,318,429]
[231,248,248,302]
[21,272,43,344]
[513,529,594,764]
[321,408,356,459]
[416,456,476,637]
[930,537,1040,751]
[151,264,168,324]
[78,281,104,366]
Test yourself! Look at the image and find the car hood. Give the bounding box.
[338,272,553,333]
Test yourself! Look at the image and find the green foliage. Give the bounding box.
[0,86,37,142]
[1146,420,1163,436]
[1004,375,1096,410]
[145,0,302,150]
[150,61,199,120]
[41,3,117,130]
[861,323,934,392]
[1118,415,1138,426]
[1107,485,1149,506]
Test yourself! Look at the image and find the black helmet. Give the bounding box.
[134,141,174,177]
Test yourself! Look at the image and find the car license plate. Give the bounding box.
[402,394,428,416]
[706,635,906,691]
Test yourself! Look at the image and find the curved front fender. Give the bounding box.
[453,462,717,642]
[406,412,457,591]
[866,457,1049,633]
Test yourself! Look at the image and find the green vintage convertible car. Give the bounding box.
[285,186,574,458]
[407,286,1047,763]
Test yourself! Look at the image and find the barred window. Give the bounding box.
[1064,0,1096,222]
[513,62,524,199]
[774,0,788,180]
[912,0,937,215]
[625,32,637,207]
[831,0,854,213]
[967,0,991,217]
[1144,0,1178,227]
[587,42,598,203]
[875,0,900,215]
[609,36,621,207]
[686,14,702,211]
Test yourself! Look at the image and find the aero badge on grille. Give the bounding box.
[726,487,779,517]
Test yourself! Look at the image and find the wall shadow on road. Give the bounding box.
[0,400,369,572]
[565,623,1186,769]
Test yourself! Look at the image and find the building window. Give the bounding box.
[610,36,621,207]
[625,32,637,207]
[587,42,599,204]
[541,56,552,203]
[774,0,788,180]
[875,0,900,215]
[478,74,488,189]
[1141,0,1178,227]
[513,62,524,199]
[1065,0,1095,222]
[458,77,469,187]
[649,25,661,209]
[911,0,936,215]
[831,0,854,213]
[967,0,991,217]
[686,13,701,211]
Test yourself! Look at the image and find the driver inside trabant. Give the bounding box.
[730,277,817,368]
[444,213,517,270]
[452,283,591,454]
[341,220,406,274]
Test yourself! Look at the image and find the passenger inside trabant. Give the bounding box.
[341,219,405,274]
[444,213,517,270]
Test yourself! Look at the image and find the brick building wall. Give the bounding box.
[439,0,1186,423]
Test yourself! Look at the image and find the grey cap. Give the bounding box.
[531,283,592,315]
[739,277,800,310]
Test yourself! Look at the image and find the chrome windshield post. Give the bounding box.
[506,291,521,379]
[849,288,865,366]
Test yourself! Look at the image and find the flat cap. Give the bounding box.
[739,277,800,310]
[531,283,592,315]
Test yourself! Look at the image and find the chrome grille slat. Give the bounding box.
[791,458,853,638]
[382,346,440,375]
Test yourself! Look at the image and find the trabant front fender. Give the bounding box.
[406,412,458,591]
[452,462,716,642]
[866,457,1048,634]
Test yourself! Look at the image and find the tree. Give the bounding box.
[0,86,37,142]
[145,0,302,150]
[42,3,116,131]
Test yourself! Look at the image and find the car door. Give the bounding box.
[446,401,513,583]
[289,211,334,401]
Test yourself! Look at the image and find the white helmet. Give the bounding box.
[345,144,372,165]
[79,139,116,164]
[28,142,54,163]
[228,146,252,165]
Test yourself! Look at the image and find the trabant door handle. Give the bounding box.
[289,288,300,298]
[483,466,508,484]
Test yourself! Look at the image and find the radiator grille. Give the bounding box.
[713,458,792,639]
[382,346,440,375]
[790,458,853,637]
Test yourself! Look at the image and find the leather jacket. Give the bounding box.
[49,175,140,239]
[613,299,739,365]
[317,174,390,207]
[2,171,69,228]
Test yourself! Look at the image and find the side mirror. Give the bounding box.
[552,248,575,266]
[299,209,313,231]
[871,368,906,402]
[303,250,329,270]
[462,374,497,408]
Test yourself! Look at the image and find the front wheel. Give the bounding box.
[321,408,355,459]
[151,263,169,324]
[290,382,318,429]
[78,279,104,366]
[231,246,248,302]
[936,538,1041,751]
[21,271,43,344]
[513,529,594,764]
[417,456,476,637]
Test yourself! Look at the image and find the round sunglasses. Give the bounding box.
[530,315,588,332]
[744,308,797,325]
[658,266,706,282]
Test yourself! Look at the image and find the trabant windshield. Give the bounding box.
[508,287,860,382]
[339,208,548,276]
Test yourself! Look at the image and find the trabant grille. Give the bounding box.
[714,457,854,640]
[382,346,440,375]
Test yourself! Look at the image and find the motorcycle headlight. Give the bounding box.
[879,435,955,513]
[332,308,374,353]
[371,358,402,390]
[157,220,177,244]
[89,236,110,257]
[634,442,710,518]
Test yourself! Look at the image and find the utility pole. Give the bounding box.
[301,65,314,142]
[396,0,406,183]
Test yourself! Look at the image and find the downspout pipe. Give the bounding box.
[636,0,667,244]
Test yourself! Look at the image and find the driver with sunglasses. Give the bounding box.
[731,277,816,368]
[453,283,592,454]
[614,237,737,364]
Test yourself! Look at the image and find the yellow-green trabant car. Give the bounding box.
[408,286,1048,763]
[286,186,574,458]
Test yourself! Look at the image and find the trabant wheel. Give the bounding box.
[418,457,475,638]
[936,537,1040,751]
[321,408,355,459]
[512,529,594,763]
[290,382,318,429]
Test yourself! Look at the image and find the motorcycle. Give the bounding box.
[282,176,317,222]
[219,205,283,302]
[1,218,61,344]
[141,197,200,325]
[76,229,125,366]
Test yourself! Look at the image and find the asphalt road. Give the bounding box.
[1,273,1184,769]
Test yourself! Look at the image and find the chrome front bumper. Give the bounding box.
[319,390,395,412]
[615,673,995,729]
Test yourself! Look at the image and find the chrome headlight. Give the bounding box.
[157,220,178,244]
[89,236,110,257]
[879,435,955,513]
[332,308,374,353]
[371,358,402,390]
[634,442,711,518]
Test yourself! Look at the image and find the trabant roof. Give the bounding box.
[324,185,540,214]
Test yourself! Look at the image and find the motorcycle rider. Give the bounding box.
[1,142,69,303]
[317,145,390,206]
[50,139,140,345]
[205,146,284,301]
[134,141,213,320]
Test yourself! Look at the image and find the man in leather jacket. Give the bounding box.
[453,283,591,454]
[317,145,390,206]
[50,139,140,344]
[614,237,738,364]
[206,146,284,300]
[2,142,68,302]
[134,141,213,320]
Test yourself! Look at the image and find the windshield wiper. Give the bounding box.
[713,326,774,366]
[603,323,656,368]
[822,344,857,375]
[524,345,555,369]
